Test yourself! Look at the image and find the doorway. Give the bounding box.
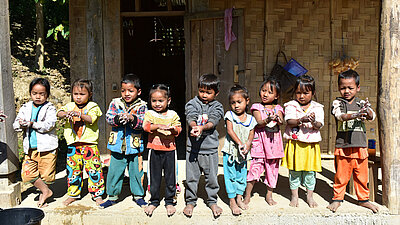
[122,16,186,159]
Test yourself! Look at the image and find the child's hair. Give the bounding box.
[228,84,249,100]
[29,77,51,97]
[260,76,281,104]
[293,74,316,96]
[149,84,171,100]
[71,79,93,101]
[338,69,360,86]
[121,73,141,90]
[198,73,220,93]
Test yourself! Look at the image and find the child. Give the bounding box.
[281,74,324,208]
[57,79,105,206]
[100,74,148,209]
[183,74,224,217]
[13,78,58,208]
[244,77,284,207]
[222,85,257,215]
[327,69,379,213]
[143,84,181,216]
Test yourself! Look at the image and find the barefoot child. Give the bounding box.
[143,84,181,216]
[327,69,379,213]
[100,74,148,208]
[281,75,324,208]
[222,85,257,215]
[57,79,105,206]
[184,74,224,217]
[13,78,58,208]
[244,77,284,207]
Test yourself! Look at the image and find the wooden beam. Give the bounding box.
[186,9,244,21]
[135,0,140,12]
[378,0,400,215]
[167,0,172,11]
[120,11,185,17]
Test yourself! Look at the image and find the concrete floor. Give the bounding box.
[15,159,400,224]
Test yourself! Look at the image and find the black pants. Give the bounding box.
[149,149,176,206]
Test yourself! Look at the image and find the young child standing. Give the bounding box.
[327,69,379,213]
[143,84,181,216]
[183,74,224,217]
[281,75,324,208]
[100,74,148,209]
[222,85,257,215]
[13,78,58,208]
[244,77,284,207]
[57,79,105,206]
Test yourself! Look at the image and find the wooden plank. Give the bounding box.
[190,20,200,97]
[121,11,185,17]
[184,16,192,101]
[186,8,244,20]
[379,0,400,214]
[199,19,214,75]
[135,0,140,12]
[87,0,106,153]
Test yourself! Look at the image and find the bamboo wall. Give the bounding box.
[208,0,381,153]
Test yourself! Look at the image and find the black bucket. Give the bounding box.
[0,208,45,225]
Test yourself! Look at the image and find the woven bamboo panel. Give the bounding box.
[207,0,380,153]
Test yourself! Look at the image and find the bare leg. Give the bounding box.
[229,198,241,215]
[63,197,77,206]
[243,181,255,206]
[34,178,53,208]
[95,198,104,206]
[359,201,379,213]
[210,204,223,217]
[144,205,157,216]
[265,186,277,206]
[306,189,318,208]
[183,204,194,217]
[166,205,176,216]
[236,195,248,210]
[327,201,341,212]
[289,188,299,207]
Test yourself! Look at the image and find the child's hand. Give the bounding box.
[118,113,129,125]
[66,111,80,121]
[19,119,32,128]
[157,124,171,130]
[238,144,246,158]
[350,112,367,120]
[308,112,316,123]
[0,111,7,122]
[190,126,202,137]
[299,115,311,123]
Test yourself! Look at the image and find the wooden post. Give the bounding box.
[378,0,400,215]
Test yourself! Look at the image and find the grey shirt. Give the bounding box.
[185,96,224,154]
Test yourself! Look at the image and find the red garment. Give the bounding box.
[224,8,236,51]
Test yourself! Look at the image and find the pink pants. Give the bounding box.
[247,158,280,188]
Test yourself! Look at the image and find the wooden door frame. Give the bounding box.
[184,9,245,102]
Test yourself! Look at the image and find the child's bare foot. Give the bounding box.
[144,205,157,216]
[37,189,53,208]
[210,204,223,217]
[95,198,104,206]
[63,197,76,206]
[306,191,318,208]
[229,198,241,216]
[166,205,176,216]
[266,187,277,205]
[359,201,379,213]
[289,189,299,207]
[243,196,250,205]
[183,204,194,217]
[236,195,248,210]
[327,201,341,212]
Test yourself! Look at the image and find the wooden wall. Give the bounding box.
[208,0,381,153]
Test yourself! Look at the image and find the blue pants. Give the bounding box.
[289,170,316,191]
[106,151,144,201]
[223,153,247,199]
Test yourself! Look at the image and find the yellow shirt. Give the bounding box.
[58,101,102,145]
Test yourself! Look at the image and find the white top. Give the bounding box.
[283,100,324,143]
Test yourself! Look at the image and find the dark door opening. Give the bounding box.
[122,16,186,159]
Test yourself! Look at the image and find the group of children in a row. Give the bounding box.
[11,70,378,217]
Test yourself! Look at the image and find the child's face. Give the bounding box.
[121,82,141,103]
[295,85,313,106]
[338,78,360,102]
[150,90,170,113]
[198,87,218,104]
[260,82,278,104]
[30,84,48,106]
[230,93,248,116]
[72,86,91,105]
